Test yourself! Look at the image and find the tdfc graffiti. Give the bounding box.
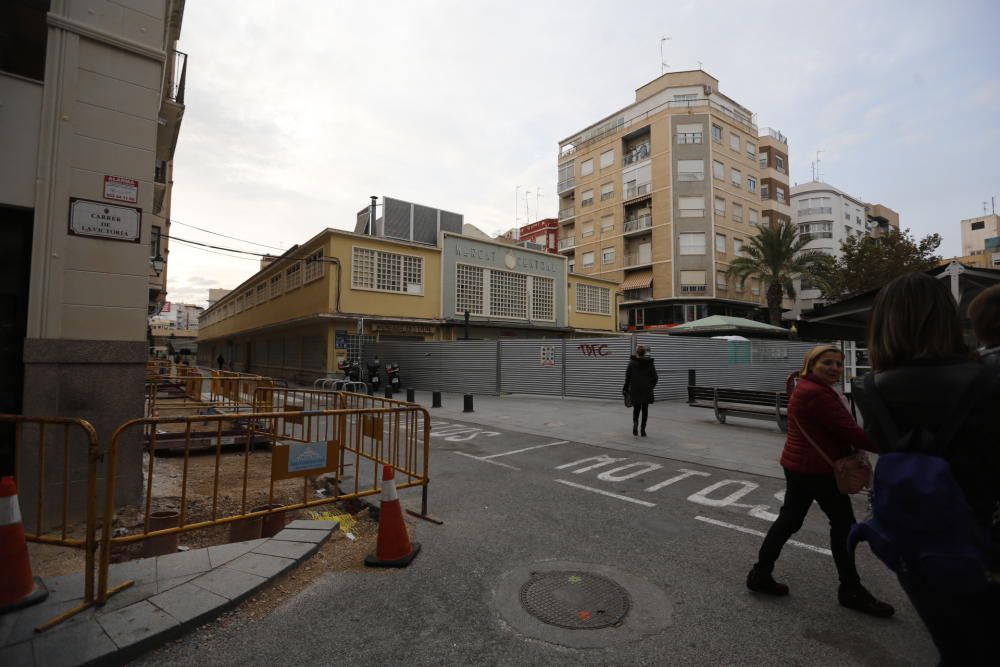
[577,344,611,357]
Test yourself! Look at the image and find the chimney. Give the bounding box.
[369,195,377,235]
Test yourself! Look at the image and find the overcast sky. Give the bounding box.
[166,0,1000,306]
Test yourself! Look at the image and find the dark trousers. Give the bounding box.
[632,403,649,429]
[897,574,998,666]
[756,467,860,587]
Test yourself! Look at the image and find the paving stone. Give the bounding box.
[0,640,33,667]
[5,598,94,646]
[107,556,158,587]
[285,519,339,531]
[252,539,317,561]
[271,528,328,544]
[98,580,158,614]
[224,552,295,578]
[206,538,267,568]
[32,618,116,667]
[156,573,200,594]
[156,548,211,581]
[190,567,266,602]
[97,600,177,651]
[148,582,228,625]
[41,571,85,603]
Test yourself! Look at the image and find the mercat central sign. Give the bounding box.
[453,244,560,276]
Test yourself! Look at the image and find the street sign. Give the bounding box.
[68,198,141,243]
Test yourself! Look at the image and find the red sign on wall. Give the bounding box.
[103,175,139,204]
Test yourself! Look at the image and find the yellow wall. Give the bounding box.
[336,233,442,319]
[568,275,618,331]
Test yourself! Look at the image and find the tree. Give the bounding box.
[727,221,835,325]
[820,229,942,300]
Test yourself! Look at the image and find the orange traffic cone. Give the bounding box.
[364,465,420,568]
[0,476,48,614]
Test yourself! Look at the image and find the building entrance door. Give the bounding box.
[0,206,33,474]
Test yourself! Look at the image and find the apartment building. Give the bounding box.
[789,182,899,315]
[961,213,999,257]
[197,229,616,383]
[0,0,188,517]
[499,218,559,253]
[556,70,769,330]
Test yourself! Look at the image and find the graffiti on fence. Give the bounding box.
[577,343,611,357]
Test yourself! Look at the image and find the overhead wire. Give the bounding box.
[168,219,285,251]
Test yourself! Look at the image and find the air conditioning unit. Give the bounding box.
[703,85,713,96]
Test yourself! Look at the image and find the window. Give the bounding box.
[581,159,594,176]
[776,187,785,203]
[971,220,985,230]
[775,155,785,173]
[730,134,740,151]
[600,182,614,201]
[746,142,756,158]
[714,197,726,216]
[581,251,595,268]
[747,175,757,193]
[680,270,707,290]
[731,168,742,188]
[759,154,767,169]
[735,279,744,293]
[600,150,614,169]
[600,215,614,233]
[711,124,722,142]
[532,277,555,321]
[602,247,615,264]
[568,260,575,273]
[576,283,611,315]
[748,209,759,226]
[286,262,302,290]
[733,238,743,255]
[712,160,725,180]
[845,211,851,220]
[845,224,853,237]
[674,93,697,101]
[716,233,726,253]
[581,221,595,238]
[751,279,760,296]
[679,233,706,255]
[761,183,770,199]
[256,282,267,303]
[490,270,527,319]
[352,247,424,294]
[269,273,283,298]
[678,196,705,218]
[581,189,594,207]
[456,264,484,315]
[716,272,728,289]
[304,249,325,283]
[732,203,743,222]
[244,290,254,309]
[675,123,703,144]
[0,1,48,80]
[677,159,705,181]
[236,294,244,312]
[150,226,161,258]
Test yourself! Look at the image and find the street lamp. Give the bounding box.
[151,254,165,277]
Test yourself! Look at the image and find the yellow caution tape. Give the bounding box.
[308,509,357,534]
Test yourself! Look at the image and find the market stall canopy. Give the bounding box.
[667,315,788,338]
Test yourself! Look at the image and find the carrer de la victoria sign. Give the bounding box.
[68,198,141,243]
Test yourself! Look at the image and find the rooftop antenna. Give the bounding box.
[814,150,824,182]
[535,187,542,222]
[697,60,703,70]
[660,36,671,74]
[524,189,533,227]
[514,185,521,233]
[985,201,990,215]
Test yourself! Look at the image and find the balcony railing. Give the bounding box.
[167,50,187,104]
[797,207,832,216]
[624,253,651,267]
[758,127,788,144]
[558,206,575,221]
[558,236,575,250]
[624,182,651,200]
[623,288,653,301]
[680,285,707,293]
[154,160,168,184]
[675,132,703,144]
[557,177,576,193]
[623,215,652,234]
[623,142,651,166]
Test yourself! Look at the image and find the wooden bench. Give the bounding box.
[687,385,790,432]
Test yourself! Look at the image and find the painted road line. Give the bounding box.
[481,440,569,460]
[694,516,832,555]
[452,451,520,470]
[554,479,657,507]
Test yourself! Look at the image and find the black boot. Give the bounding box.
[632,421,638,436]
[641,428,647,437]
[746,565,789,596]
[838,584,894,618]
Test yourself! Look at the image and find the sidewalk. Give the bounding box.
[0,520,337,667]
[407,391,787,479]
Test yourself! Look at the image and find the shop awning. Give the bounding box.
[621,270,653,291]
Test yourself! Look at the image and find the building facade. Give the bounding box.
[556,70,770,331]
[0,0,187,516]
[500,218,559,253]
[961,213,999,257]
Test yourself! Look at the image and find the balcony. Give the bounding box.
[557,177,576,194]
[623,252,652,268]
[558,236,576,251]
[156,50,188,161]
[623,142,651,166]
[558,206,575,222]
[680,285,707,294]
[675,132,703,145]
[623,287,653,301]
[758,127,788,144]
[797,207,832,216]
[153,160,167,213]
[623,182,652,201]
[623,214,652,236]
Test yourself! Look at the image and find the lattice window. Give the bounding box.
[532,276,554,321]
[353,247,423,294]
[576,283,611,315]
[256,282,267,303]
[304,249,324,283]
[286,262,302,290]
[352,247,376,289]
[456,264,484,315]
[490,270,527,319]
[269,273,283,299]
[403,255,423,294]
[376,252,401,292]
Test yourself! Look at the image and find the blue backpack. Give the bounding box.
[848,371,994,594]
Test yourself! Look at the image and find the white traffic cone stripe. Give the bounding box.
[0,495,22,527]
[381,476,398,503]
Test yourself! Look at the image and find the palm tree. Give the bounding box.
[726,221,833,325]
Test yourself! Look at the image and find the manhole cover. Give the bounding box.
[519,571,631,629]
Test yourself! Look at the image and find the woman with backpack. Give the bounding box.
[622,345,657,437]
[746,344,894,618]
[855,273,1000,665]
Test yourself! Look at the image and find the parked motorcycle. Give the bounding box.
[345,358,362,383]
[385,362,401,394]
[366,357,382,392]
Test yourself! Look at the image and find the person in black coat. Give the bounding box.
[623,345,658,437]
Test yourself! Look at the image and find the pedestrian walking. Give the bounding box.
[969,284,1000,367]
[622,345,657,437]
[854,273,1000,665]
[746,344,894,618]
[216,354,225,371]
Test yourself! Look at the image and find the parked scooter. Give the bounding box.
[385,362,401,394]
[366,357,382,392]
[345,358,362,383]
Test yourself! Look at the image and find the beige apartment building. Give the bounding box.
[0,0,188,517]
[556,70,773,330]
[961,213,999,257]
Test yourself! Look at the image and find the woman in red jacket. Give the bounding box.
[746,344,894,618]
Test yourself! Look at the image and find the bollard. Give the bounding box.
[367,385,374,396]
[406,387,415,403]
[463,394,474,413]
[385,386,393,399]
[432,391,442,408]
[687,369,696,404]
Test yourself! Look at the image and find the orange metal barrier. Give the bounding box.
[96,400,431,603]
[0,414,103,632]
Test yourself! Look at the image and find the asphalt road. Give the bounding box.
[137,417,936,666]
